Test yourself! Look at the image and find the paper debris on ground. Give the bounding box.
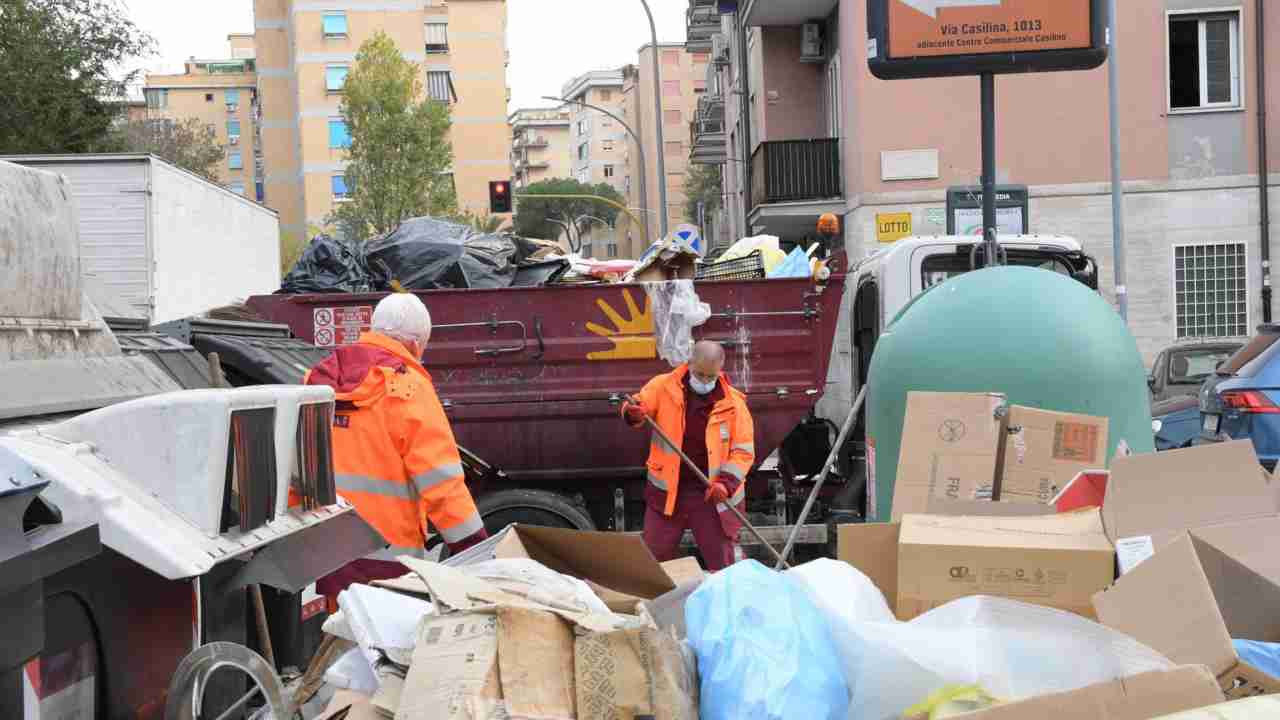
[397,612,508,720]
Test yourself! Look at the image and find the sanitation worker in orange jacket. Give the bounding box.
[306,294,487,608]
[621,341,754,571]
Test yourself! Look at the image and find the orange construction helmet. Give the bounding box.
[817,213,840,236]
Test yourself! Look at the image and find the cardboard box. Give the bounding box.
[958,666,1223,720]
[1054,470,1110,513]
[445,524,678,613]
[837,502,1056,619]
[1102,441,1280,573]
[1093,526,1280,698]
[575,625,696,720]
[1151,696,1280,718]
[1000,406,1109,505]
[898,508,1115,619]
[892,392,1009,521]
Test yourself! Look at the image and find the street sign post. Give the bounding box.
[868,0,1108,268]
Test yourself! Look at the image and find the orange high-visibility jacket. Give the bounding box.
[626,365,755,535]
[305,332,485,553]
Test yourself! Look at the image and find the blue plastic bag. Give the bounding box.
[1234,639,1280,678]
[685,560,850,720]
[766,246,812,279]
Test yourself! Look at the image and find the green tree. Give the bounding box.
[512,178,626,252]
[0,0,154,153]
[108,118,226,182]
[329,32,455,241]
[684,163,722,221]
[451,210,508,234]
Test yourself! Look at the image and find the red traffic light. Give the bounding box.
[489,180,513,213]
[495,183,507,194]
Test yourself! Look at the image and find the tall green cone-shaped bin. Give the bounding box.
[866,266,1153,522]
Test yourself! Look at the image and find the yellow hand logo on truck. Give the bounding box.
[587,289,657,360]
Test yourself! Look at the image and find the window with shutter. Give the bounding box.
[426,71,454,102]
[425,22,449,53]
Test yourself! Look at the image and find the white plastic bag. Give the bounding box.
[644,280,711,367]
[323,646,379,693]
[790,562,1174,720]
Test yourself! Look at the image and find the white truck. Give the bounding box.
[1,153,280,325]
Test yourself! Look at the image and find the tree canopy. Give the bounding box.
[108,118,226,182]
[511,178,626,251]
[683,163,723,222]
[0,0,154,153]
[329,32,455,241]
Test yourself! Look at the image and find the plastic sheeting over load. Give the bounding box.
[279,217,554,293]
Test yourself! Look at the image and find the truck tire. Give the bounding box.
[476,489,596,534]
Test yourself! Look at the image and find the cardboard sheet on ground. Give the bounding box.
[959,666,1223,720]
[397,612,509,720]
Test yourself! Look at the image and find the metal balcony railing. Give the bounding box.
[686,3,720,52]
[749,138,841,209]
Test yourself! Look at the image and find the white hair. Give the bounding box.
[371,293,432,348]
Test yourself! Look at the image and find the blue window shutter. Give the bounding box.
[329,120,350,148]
[227,120,241,137]
[323,12,347,35]
[229,152,242,170]
[326,65,349,91]
[331,175,349,197]
[255,182,265,202]
[225,89,240,105]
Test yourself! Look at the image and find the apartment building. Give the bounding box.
[618,45,709,259]
[509,107,572,189]
[696,0,1278,363]
[562,70,627,192]
[143,38,261,198]
[253,0,512,244]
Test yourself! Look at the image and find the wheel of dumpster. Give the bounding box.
[476,488,596,535]
[164,642,289,720]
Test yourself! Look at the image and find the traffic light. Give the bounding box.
[488,180,512,213]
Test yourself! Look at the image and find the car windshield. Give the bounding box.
[1167,348,1237,383]
[922,251,1073,290]
[1219,332,1280,378]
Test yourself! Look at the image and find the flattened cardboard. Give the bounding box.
[397,612,508,720]
[893,392,1008,521]
[593,558,704,614]
[960,666,1223,720]
[1093,531,1280,698]
[899,509,1115,619]
[496,606,576,720]
[1000,406,1108,505]
[494,525,676,603]
[575,626,696,720]
[1103,441,1280,553]
[1152,696,1280,718]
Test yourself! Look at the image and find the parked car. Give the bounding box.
[1152,394,1201,451]
[1148,341,1242,403]
[1198,325,1280,469]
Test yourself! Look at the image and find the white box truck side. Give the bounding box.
[148,159,279,323]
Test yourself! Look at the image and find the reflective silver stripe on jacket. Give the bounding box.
[731,442,755,455]
[337,473,414,501]
[647,472,668,490]
[410,462,465,492]
[439,513,486,543]
[719,463,747,481]
[651,431,676,452]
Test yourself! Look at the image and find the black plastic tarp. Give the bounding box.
[365,217,516,290]
[279,234,373,294]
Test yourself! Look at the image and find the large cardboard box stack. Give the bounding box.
[1092,441,1280,698]
[1001,406,1109,505]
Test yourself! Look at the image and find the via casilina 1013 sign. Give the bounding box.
[868,0,1108,80]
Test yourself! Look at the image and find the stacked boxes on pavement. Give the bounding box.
[311,391,1280,719]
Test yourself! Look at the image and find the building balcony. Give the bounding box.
[514,157,550,172]
[742,0,837,27]
[690,117,727,165]
[686,2,721,53]
[513,135,550,150]
[748,138,842,238]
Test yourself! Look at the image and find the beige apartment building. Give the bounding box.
[509,107,571,188]
[253,0,512,243]
[560,70,630,258]
[143,38,261,198]
[619,44,709,259]
[693,0,1278,372]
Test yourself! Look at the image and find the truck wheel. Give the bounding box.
[476,489,596,534]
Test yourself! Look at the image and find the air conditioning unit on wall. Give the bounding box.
[712,33,730,65]
[800,22,824,63]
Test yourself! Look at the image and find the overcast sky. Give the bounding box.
[121,0,687,110]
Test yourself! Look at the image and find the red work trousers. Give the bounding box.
[642,487,737,572]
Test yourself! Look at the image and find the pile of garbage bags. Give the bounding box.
[280,217,561,293]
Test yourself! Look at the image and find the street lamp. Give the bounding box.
[638,0,669,240]
[543,94,651,244]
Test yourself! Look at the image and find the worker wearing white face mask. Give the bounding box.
[620,341,755,571]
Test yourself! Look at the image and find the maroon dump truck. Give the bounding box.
[246,253,851,548]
